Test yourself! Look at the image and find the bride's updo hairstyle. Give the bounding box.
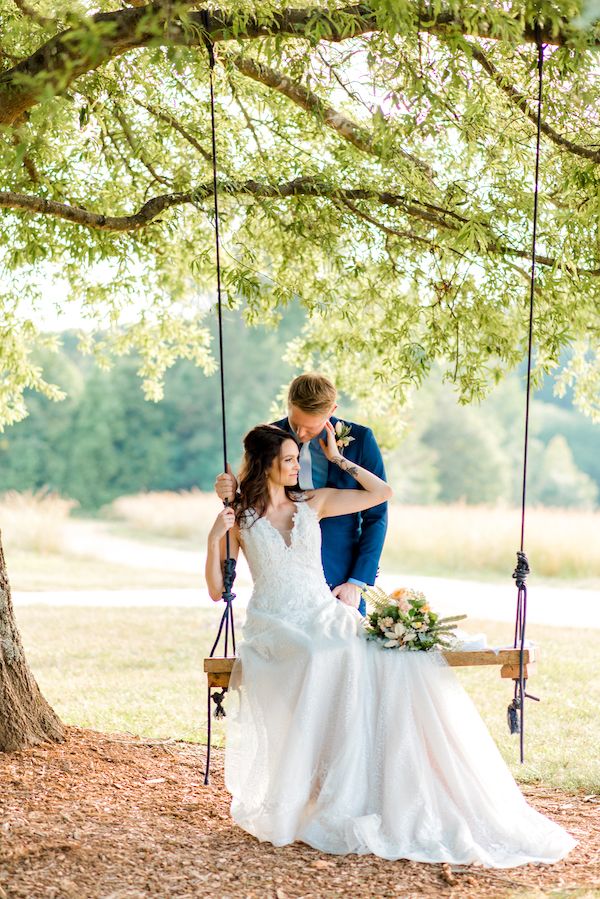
[235,424,302,525]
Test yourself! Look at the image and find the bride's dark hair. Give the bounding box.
[235,424,302,525]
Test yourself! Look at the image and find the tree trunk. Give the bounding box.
[0,532,65,751]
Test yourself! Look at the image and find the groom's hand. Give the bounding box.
[215,465,238,502]
[332,582,362,609]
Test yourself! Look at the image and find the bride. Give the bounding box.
[205,422,575,867]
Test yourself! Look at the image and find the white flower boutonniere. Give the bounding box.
[334,420,355,451]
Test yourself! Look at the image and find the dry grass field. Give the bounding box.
[382,502,600,582]
[0,490,77,555]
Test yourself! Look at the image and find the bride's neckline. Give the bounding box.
[261,501,301,549]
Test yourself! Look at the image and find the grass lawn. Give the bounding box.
[15,604,600,794]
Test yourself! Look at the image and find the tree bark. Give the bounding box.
[0,533,65,752]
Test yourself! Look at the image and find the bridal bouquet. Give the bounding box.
[363,586,466,651]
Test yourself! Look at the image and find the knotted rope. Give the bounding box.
[507,30,545,762]
[202,12,237,785]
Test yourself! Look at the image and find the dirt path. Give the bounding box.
[64,520,198,573]
[0,728,598,898]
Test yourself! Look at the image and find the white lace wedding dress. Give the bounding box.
[224,501,575,867]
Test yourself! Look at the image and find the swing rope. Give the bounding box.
[202,14,237,785]
[508,29,545,762]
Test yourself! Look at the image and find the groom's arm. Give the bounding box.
[348,428,388,587]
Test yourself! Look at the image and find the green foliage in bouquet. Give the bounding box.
[364,586,467,651]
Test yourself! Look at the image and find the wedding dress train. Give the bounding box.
[224,501,575,867]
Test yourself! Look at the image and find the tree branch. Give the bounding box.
[338,195,433,245]
[113,104,172,187]
[130,97,213,164]
[11,0,56,29]
[228,52,434,179]
[226,73,273,172]
[468,43,600,164]
[2,178,598,275]
[11,129,40,184]
[339,196,532,282]
[0,3,595,126]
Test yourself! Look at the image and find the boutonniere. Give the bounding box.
[334,420,355,451]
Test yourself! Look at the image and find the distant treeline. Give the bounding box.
[0,311,598,511]
[385,374,599,509]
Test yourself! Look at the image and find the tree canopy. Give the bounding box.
[1,1,600,427]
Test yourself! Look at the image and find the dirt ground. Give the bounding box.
[0,727,598,899]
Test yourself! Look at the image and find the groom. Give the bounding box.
[215,372,388,616]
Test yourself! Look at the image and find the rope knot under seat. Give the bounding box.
[507,696,521,734]
[212,689,227,720]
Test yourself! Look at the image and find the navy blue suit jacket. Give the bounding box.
[273,416,388,616]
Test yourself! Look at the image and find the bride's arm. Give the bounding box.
[205,506,240,601]
[308,422,392,519]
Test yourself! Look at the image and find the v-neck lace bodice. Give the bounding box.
[238,500,334,624]
[261,507,299,549]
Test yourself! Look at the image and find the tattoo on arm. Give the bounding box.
[334,457,359,480]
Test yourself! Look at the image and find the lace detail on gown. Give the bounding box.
[238,501,334,626]
[225,500,575,867]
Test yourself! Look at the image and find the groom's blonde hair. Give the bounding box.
[288,373,337,415]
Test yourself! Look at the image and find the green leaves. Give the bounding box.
[0,1,599,425]
[0,314,65,430]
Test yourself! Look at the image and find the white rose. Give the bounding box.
[379,616,394,629]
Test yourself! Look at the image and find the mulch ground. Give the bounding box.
[0,727,598,899]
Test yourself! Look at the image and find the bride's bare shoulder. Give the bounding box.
[303,488,333,517]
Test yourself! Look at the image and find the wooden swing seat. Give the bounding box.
[204,647,537,688]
